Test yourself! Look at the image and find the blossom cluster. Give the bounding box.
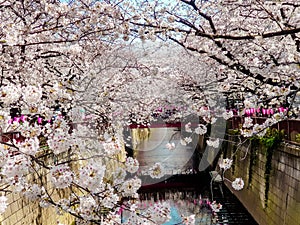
[241,113,285,137]
[77,163,106,191]
[23,184,44,201]
[165,142,176,150]
[77,196,98,221]
[206,138,220,148]
[219,158,233,171]
[119,177,141,198]
[14,137,40,156]
[0,196,8,214]
[50,165,74,189]
[125,157,139,173]
[232,178,245,191]
[143,201,171,224]
[210,201,223,213]
[195,124,207,135]
[149,163,165,179]
[1,154,30,178]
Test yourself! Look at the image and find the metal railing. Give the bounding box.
[229,116,300,143]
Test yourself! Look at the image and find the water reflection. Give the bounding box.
[122,192,217,225]
[132,127,198,184]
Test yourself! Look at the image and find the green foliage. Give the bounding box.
[260,128,284,208]
[296,133,300,143]
[250,128,285,208]
[259,128,285,150]
[227,129,240,135]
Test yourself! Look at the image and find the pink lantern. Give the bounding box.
[20,115,26,122]
[245,109,250,116]
[37,117,43,124]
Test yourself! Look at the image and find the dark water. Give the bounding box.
[133,127,258,225]
[135,128,196,173]
[137,174,258,225]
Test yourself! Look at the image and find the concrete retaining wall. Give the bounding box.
[224,139,300,225]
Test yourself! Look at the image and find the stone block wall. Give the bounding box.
[224,139,300,225]
[0,192,73,225]
[0,151,75,225]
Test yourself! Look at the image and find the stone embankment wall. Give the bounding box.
[224,138,300,225]
[0,150,75,225]
[0,191,74,225]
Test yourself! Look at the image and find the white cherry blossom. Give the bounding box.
[166,142,176,150]
[77,163,106,191]
[22,85,43,105]
[77,196,98,221]
[119,177,141,198]
[232,178,245,191]
[149,162,165,179]
[222,111,234,120]
[50,165,74,189]
[14,137,40,156]
[219,158,233,171]
[0,85,21,106]
[125,157,139,173]
[1,154,30,178]
[195,124,207,135]
[185,122,192,133]
[206,138,220,148]
[23,184,44,201]
[0,196,8,214]
[243,117,253,128]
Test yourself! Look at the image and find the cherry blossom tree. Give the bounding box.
[0,0,299,224]
[125,0,300,185]
[130,1,299,107]
[0,1,216,224]
[0,1,180,224]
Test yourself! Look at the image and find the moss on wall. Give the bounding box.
[225,133,300,225]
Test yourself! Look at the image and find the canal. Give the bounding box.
[130,127,259,225]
